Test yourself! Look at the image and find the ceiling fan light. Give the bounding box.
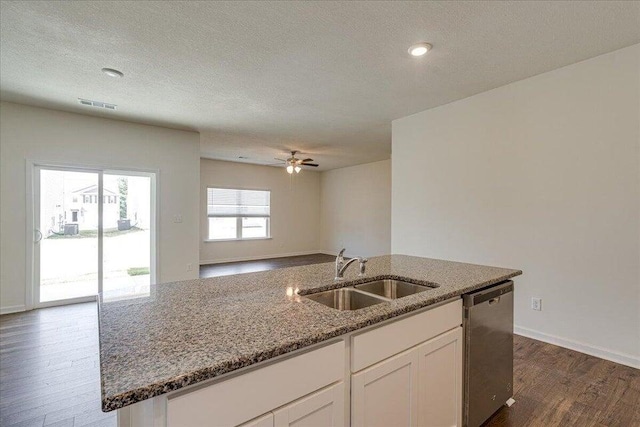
[294,166,301,173]
[286,165,294,174]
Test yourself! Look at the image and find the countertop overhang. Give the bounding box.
[98,255,522,411]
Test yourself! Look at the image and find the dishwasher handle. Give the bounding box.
[463,281,513,307]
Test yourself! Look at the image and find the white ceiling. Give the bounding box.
[1,1,639,170]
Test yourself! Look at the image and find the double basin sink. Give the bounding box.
[304,279,438,311]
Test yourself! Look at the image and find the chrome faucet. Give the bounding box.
[335,248,368,280]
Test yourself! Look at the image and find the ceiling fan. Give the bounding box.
[275,151,319,174]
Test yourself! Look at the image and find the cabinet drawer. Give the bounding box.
[351,299,462,372]
[167,341,345,427]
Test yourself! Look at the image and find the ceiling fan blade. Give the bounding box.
[274,158,286,161]
[301,158,314,162]
[302,163,319,167]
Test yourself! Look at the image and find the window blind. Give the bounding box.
[207,188,270,217]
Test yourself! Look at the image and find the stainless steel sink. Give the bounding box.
[305,288,387,311]
[354,279,433,299]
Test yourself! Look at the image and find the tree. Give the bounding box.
[118,177,128,219]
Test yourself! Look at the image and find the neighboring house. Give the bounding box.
[40,184,119,234]
[67,185,119,229]
[40,176,150,236]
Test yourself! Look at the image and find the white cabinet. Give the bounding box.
[350,300,463,427]
[274,383,345,427]
[351,348,419,427]
[351,300,462,372]
[166,342,344,427]
[239,413,274,427]
[417,327,463,427]
[351,324,463,427]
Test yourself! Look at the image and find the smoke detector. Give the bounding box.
[78,98,117,110]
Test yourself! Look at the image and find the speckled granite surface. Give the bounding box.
[98,255,521,411]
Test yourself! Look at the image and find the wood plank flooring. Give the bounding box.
[2,254,638,426]
[0,303,114,427]
[199,253,336,278]
[483,336,639,426]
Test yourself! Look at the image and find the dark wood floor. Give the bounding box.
[484,336,639,427]
[0,303,114,427]
[1,254,638,426]
[199,253,336,278]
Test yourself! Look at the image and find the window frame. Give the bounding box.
[205,187,272,242]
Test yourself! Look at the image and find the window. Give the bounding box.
[207,188,270,240]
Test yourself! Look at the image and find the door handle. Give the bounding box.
[34,229,43,243]
[488,297,501,305]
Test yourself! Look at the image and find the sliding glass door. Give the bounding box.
[34,165,155,307]
[102,172,152,300]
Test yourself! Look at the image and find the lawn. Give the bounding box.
[41,228,150,281]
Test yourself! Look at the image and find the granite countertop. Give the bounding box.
[98,255,522,411]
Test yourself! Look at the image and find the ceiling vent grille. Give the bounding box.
[78,98,117,110]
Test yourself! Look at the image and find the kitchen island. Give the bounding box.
[98,255,521,426]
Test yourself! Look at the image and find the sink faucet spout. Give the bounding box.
[335,248,368,280]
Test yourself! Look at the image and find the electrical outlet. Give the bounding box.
[531,297,542,311]
[187,263,193,272]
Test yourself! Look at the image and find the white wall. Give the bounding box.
[0,102,200,313]
[200,159,321,264]
[320,160,391,258]
[392,45,640,367]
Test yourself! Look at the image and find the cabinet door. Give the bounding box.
[273,382,344,427]
[417,327,463,427]
[351,348,419,427]
[238,413,274,427]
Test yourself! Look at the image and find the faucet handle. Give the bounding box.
[337,248,346,259]
[358,257,368,276]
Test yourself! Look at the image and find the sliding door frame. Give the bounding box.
[25,160,159,310]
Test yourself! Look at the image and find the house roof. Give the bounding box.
[72,184,117,195]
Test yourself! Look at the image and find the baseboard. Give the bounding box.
[514,325,640,369]
[0,304,26,315]
[200,250,326,265]
[319,250,338,257]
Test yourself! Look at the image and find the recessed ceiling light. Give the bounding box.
[101,68,124,78]
[408,42,432,57]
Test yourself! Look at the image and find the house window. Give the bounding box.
[207,188,270,240]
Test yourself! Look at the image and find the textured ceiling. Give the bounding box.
[1,1,639,170]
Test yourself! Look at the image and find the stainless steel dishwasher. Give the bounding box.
[463,280,514,427]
